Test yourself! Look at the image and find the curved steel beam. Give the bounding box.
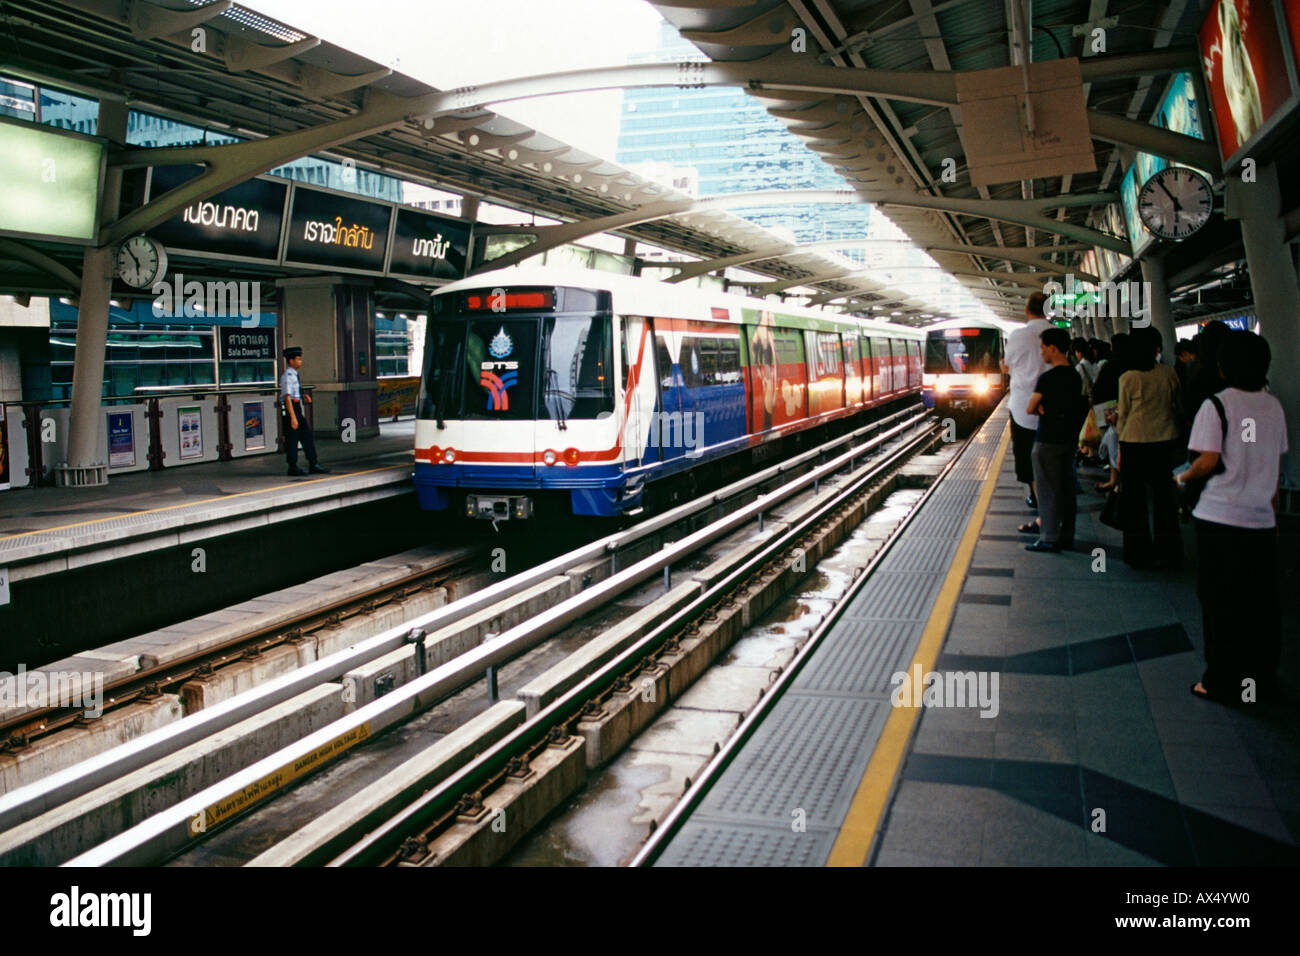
[103,56,1193,246]
[0,239,81,294]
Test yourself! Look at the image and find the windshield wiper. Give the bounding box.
[547,367,568,431]
[436,340,461,430]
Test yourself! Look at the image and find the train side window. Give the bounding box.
[817,332,841,376]
[699,337,720,385]
[717,335,741,383]
[654,333,673,391]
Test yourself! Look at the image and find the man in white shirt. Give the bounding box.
[281,346,329,477]
[1003,293,1053,509]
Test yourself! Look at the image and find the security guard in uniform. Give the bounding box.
[281,346,329,476]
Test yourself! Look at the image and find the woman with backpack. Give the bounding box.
[1177,331,1288,705]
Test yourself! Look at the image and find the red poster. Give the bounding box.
[1199,0,1293,162]
[1285,0,1300,85]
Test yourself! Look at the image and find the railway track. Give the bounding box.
[0,547,486,749]
[0,403,939,866]
[333,414,947,867]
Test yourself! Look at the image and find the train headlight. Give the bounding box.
[935,379,949,393]
[563,447,581,466]
[542,449,558,466]
[429,445,442,463]
[442,448,456,464]
[973,378,990,395]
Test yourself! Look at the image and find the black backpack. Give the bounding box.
[1178,394,1227,518]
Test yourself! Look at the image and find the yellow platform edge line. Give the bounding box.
[0,462,411,542]
[826,421,1012,867]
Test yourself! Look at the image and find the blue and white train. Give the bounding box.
[413,268,925,521]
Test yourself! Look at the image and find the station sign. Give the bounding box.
[0,116,104,243]
[148,166,287,264]
[218,326,275,361]
[283,185,391,275]
[388,207,472,281]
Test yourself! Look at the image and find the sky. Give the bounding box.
[244,0,992,319]
[246,0,665,159]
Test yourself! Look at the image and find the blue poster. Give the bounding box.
[107,412,135,468]
[243,401,266,451]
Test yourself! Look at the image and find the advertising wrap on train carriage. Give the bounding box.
[388,208,473,281]
[743,310,807,434]
[283,186,392,274]
[1199,0,1297,166]
[148,165,288,263]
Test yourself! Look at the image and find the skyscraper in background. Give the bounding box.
[616,21,876,257]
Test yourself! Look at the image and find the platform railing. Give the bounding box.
[0,386,311,490]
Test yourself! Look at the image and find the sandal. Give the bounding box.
[1018,521,1040,534]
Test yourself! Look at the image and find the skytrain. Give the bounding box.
[413,268,925,521]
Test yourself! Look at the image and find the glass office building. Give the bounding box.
[616,22,878,253]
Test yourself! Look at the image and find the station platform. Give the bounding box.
[652,406,1300,866]
[0,421,416,583]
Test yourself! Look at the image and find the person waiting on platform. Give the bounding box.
[1116,326,1182,569]
[1022,326,1089,552]
[281,346,330,477]
[1004,293,1053,512]
[1178,331,1287,705]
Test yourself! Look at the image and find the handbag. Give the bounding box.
[1178,394,1227,517]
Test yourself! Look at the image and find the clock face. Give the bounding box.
[115,236,167,288]
[1138,167,1213,241]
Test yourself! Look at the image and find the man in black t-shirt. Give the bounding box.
[1024,327,1088,552]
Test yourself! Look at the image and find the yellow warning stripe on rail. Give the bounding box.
[189,722,372,836]
[826,422,1011,867]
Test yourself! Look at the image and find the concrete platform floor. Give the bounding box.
[874,452,1300,866]
[0,420,415,540]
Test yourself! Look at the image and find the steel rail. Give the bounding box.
[330,416,939,866]
[629,416,985,866]
[0,402,921,835]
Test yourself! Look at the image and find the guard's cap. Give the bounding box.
[283,346,303,360]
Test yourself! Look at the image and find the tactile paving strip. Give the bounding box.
[653,406,1009,866]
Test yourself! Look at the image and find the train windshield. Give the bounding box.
[925,328,1001,374]
[417,303,613,421]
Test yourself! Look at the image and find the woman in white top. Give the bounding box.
[1175,331,1287,705]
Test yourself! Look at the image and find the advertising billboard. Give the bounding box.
[148,166,288,265]
[283,185,392,275]
[388,208,472,282]
[0,117,105,243]
[1199,0,1297,166]
[1118,72,1211,257]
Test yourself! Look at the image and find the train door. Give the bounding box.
[872,336,892,395]
[860,336,874,404]
[842,332,861,406]
[647,319,695,464]
[619,315,654,468]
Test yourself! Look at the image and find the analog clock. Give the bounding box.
[1137,166,1214,241]
[115,235,168,288]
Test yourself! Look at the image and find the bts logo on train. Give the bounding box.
[414,268,924,523]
